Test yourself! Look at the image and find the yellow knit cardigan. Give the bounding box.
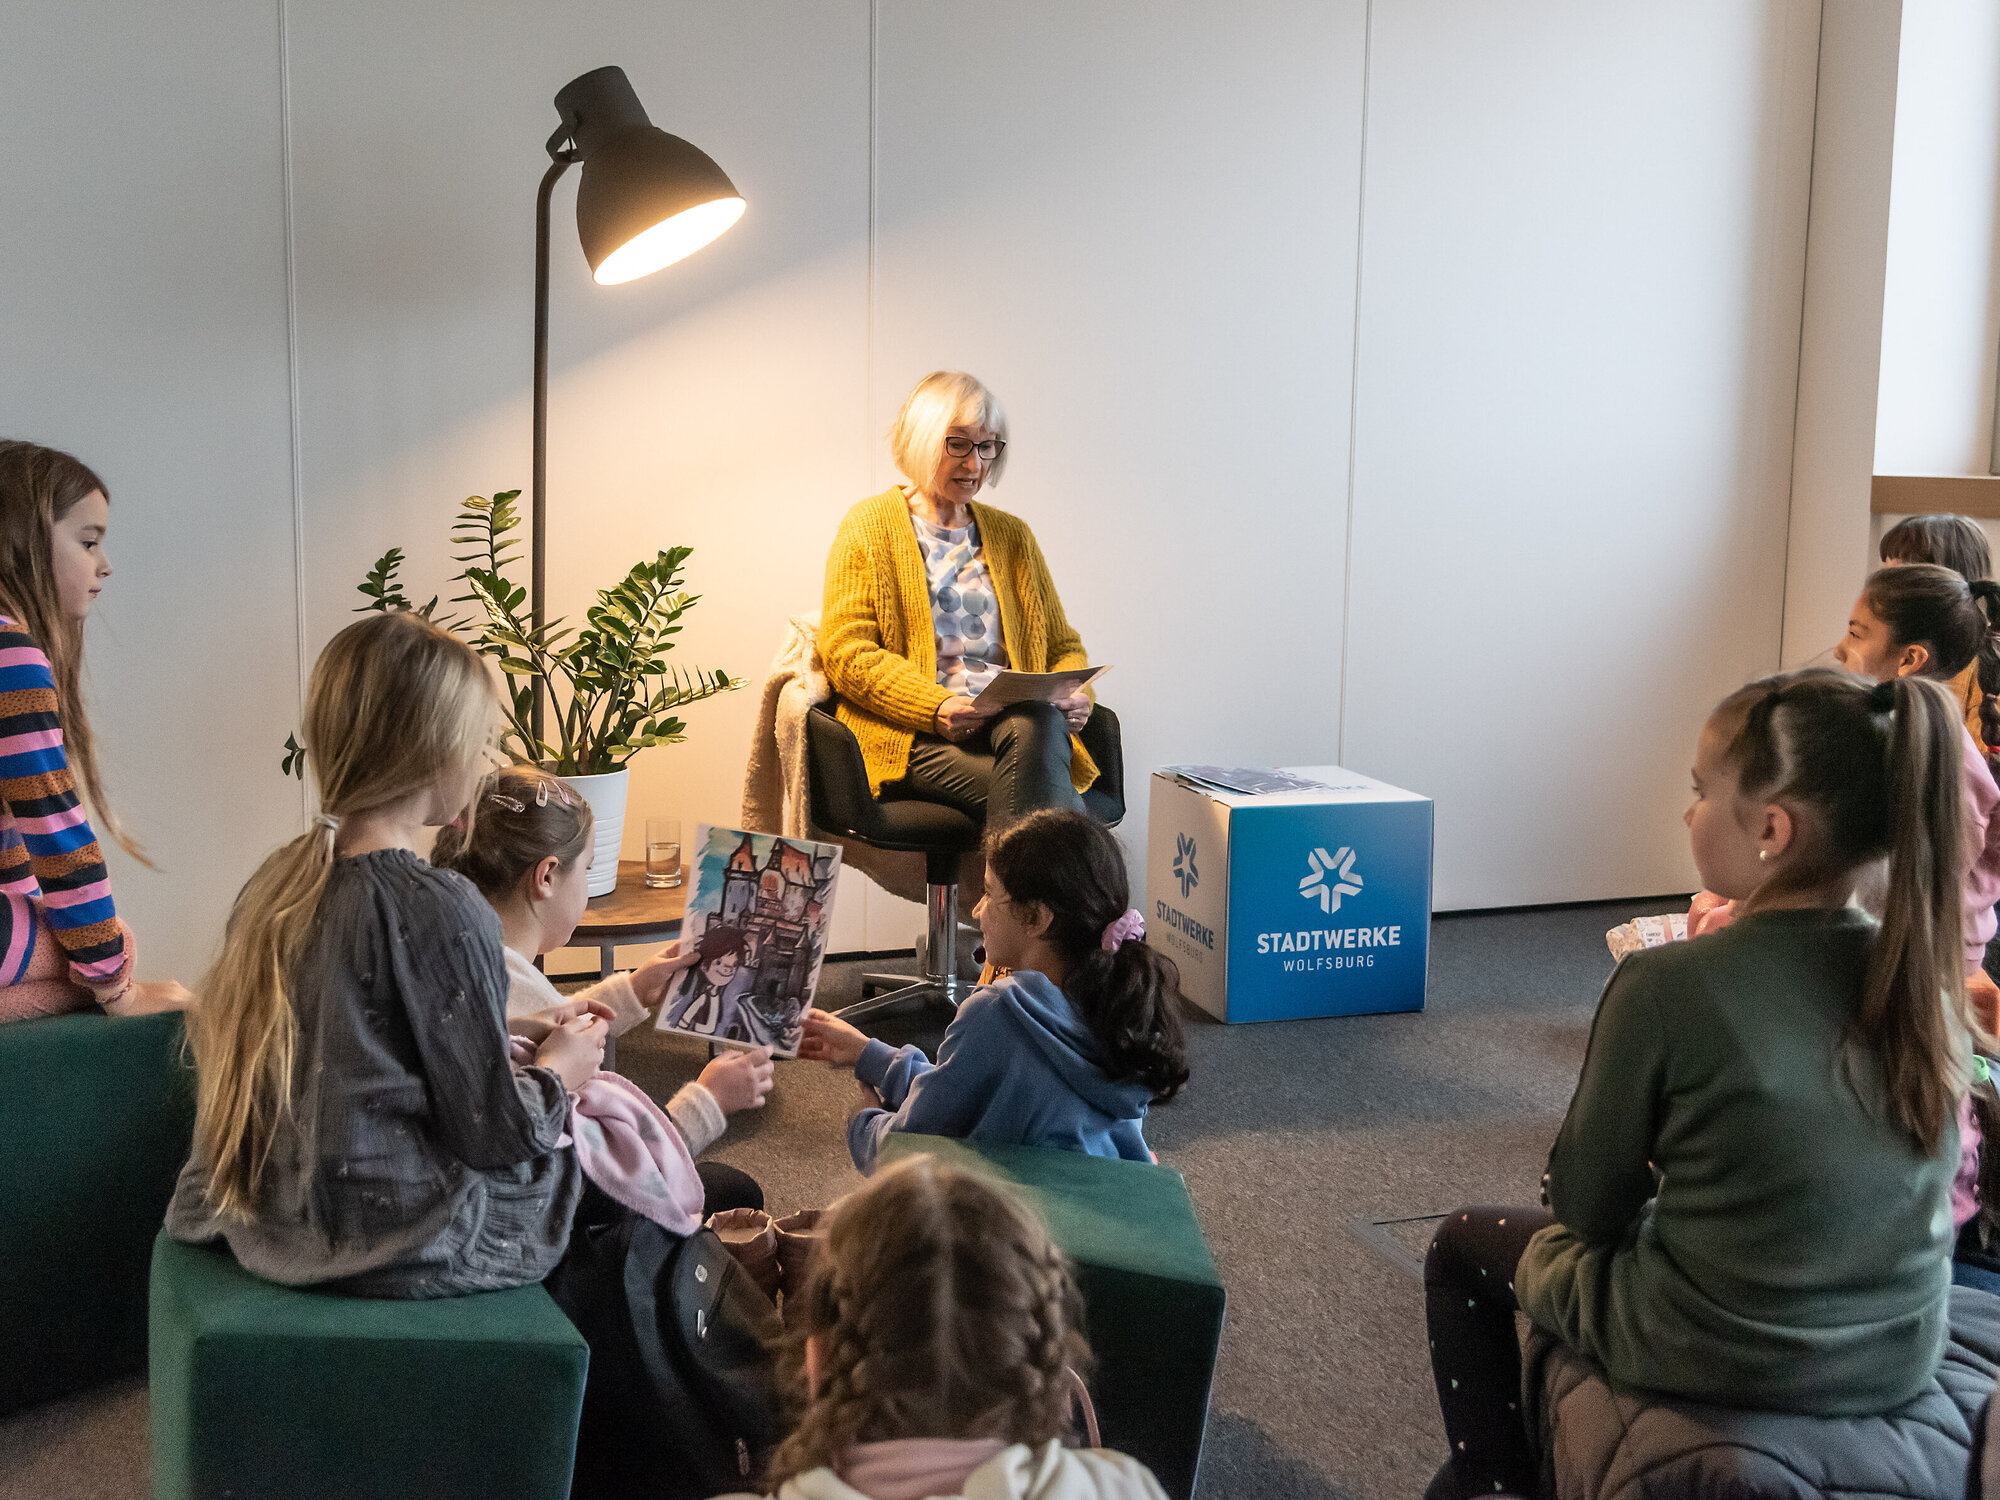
[821,486,1100,797]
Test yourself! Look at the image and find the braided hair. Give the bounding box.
[766,1156,1091,1486]
[984,808,1190,1102]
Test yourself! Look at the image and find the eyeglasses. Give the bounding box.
[943,436,1006,461]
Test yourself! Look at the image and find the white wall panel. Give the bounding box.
[0,1,300,981]
[871,0,1369,907]
[1344,0,1820,907]
[284,1,875,922]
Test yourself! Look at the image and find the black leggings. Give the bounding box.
[887,700,1084,829]
[1423,1206,1553,1500]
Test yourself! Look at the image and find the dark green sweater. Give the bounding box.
[1516,907,1958,1414]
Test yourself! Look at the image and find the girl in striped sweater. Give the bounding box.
[0,441,189,1021]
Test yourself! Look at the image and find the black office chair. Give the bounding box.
[806,702,1126,1022]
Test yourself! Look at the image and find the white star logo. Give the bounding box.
[1300,846,1362,913]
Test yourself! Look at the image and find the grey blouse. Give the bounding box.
[166,849,582,1298]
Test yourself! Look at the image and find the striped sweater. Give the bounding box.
[0,617,128,1002]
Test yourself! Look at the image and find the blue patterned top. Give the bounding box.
[911,509,1010,697]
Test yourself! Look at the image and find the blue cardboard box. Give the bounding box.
[1146,766,1432,1022]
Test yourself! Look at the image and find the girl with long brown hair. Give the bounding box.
[0,440,189,1020]
[1422,669,1972,1500]
[167,611,606,1291]
[715,1155,1167,1500]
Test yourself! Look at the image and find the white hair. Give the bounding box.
[888,371,1010,490]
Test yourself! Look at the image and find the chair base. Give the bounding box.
[835,878,968,1024]
[838,972,970,1023]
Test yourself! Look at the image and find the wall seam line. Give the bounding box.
[1776,0,1830,670]
[1336,0,1376,764]
[278,0,308,817]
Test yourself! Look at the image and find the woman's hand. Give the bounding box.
[933,695,994,743]
[1054,691,1092,733]
[535,1013,607,1092]
[698,1046,775,1114]
[848,1079,884,1118]
[627,940,699,1009]
[103,980,194,1017]
[509,995,617,1045]
[797,1008,870,1068]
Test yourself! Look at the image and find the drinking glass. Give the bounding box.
[645,818,683,889]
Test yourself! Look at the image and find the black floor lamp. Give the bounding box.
[532,65,744,746]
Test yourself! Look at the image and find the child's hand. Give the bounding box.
[535,1013,607,1092]
[509,995,616,1045]
[698,1046,774,1114]
[627,940,700,1009]
[848,1079,883,1117]
[797,1009,869,1068]
[104,980,194,1017]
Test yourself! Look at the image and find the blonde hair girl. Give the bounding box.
[0,441,189,1021]
[721,1156,1167,1500]
[433,764,773,1214]
[169,612,607,1295]
[1422,669,1972,1500]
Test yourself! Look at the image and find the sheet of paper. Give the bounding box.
[1163,765,1332,796]
[969,664,1111,712]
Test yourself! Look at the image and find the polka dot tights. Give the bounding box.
[1422,1206,1554,1500]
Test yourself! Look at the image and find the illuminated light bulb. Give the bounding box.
[594,197,746,285]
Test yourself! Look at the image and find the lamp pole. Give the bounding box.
[531,141,579,756]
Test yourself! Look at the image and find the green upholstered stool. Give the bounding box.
[0,1009,194,1415]
[149,1233,589,1500]
[878,1135,1225,1500]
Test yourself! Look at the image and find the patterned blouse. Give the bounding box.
[167,850,581,1297]
[0,615,128,1001]
[910,507,1010,697]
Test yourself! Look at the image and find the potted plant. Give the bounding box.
[286,489,742,895]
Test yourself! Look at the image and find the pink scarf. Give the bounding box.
[508,1040,704,1235]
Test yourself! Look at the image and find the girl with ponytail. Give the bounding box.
[168,611,607,1294]
[720,1155,1166,1500]
[1878,511,1997,750]
[799,809,1189,1173]
[1420,670,1971,1500]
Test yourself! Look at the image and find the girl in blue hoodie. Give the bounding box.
[800,808,1191,1171]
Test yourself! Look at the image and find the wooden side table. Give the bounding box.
[561,859,687,981]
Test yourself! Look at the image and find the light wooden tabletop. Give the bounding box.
[572,859,688,939]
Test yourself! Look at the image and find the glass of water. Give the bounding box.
[645,818,683,889]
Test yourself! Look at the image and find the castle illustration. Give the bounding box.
[719,833,838,1017]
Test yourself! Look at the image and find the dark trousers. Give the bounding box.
[1423,1206,1555,1500]
[886,700,1083,830]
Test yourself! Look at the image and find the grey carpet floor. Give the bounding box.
[0,895,1677,1500]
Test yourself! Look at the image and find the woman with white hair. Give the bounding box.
[821,370,1101,828]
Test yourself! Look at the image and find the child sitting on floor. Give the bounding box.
[1422,669,1973,1500]
[432,763,773,1212]
[713,1154,1168,1500]
[799,808,1188,1173]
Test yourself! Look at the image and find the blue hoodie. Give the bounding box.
[847,970,1156,1173]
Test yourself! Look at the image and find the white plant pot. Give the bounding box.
[567,769,628,897]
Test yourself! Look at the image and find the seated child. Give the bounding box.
[431,764,773,1212]
[1422,669,1972,1500]
[1879,512,1994,750]
[714,1153,1169,1500]
[799,808,1188,1173]
[169,611,605,1295]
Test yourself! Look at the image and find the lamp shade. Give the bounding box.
[552,65,745,285]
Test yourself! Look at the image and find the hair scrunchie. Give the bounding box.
[1100,908,1145,952]
[1868,680,1897,713]
[311,812,340,834]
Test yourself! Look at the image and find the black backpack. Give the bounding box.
[549,1213,784,1500]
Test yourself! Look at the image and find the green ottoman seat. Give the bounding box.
[0,1008,194,1415]
[878,1135,1226,1500]
[149,1233,589,1500]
